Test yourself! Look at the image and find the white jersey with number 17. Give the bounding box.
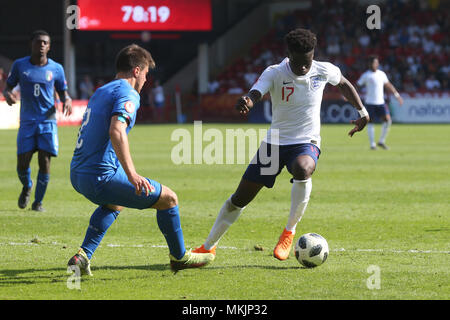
[251,58,341,148]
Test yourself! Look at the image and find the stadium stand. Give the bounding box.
[209,0,449,95]
[196,0,448,121]
[0,0,448,124]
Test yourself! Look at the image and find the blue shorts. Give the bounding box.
[70,165,162,209]
[366,104,390,122]
[154,101,164,108]
[17,120,59,156]
[243,142,321,188]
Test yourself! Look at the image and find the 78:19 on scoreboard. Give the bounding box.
[121,5,170,23]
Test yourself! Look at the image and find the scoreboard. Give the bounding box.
[77,0,212,31]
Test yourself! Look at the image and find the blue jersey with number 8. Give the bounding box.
[6,56,67,122]
[71,79,140,176]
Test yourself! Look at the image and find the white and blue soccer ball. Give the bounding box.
[294,233,329,268]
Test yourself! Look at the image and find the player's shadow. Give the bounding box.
[93,264,168,272]
[0,264,170,288]
[0,267,70,286]
[0,264,171,286]
[424,227,450,232]
[0,261,306,286]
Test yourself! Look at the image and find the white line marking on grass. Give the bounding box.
[334,247,450,254]
[1,242,448,254]
[5,242,38,246]
[105,244,238,250]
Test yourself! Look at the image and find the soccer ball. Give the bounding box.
[294,233,329,268]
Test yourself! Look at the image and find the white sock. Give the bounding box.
[378,119,392,144]
[285,178,312,233]
[368,123,375,147]
[204,196,245,250]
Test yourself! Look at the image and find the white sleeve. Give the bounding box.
[324,62,342,86]
[357,73,366,86]
[250,66,276,96]
[381,71,389,84]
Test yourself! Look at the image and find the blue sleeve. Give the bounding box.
[54,64,68,92]
[111,90,140,126]
[6,60,19,88]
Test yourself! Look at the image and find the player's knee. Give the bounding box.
[167,189,178,207]
[231,191,254,208]
[159,187,178,209]
[17,159,27,171]
[104,204,124,212]
[292,164,314,180]
[231,179,264,208]
[17,163,29,172]
[38,151,51,173]
[167,190,178,208]
[230,193,246,208]
[17,152,33,171]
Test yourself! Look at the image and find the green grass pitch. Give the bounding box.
[0,123,449,300]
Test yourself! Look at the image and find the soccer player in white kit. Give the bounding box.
[194,28,370,261]
[357,55,403,149]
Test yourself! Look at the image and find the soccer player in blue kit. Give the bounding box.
[68,44,214,275]
[3,30,72,212]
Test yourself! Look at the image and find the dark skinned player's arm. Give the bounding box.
[336,76,365,111]
[235,90,262,114]
[3,83,18,106]
[336,76,370,137]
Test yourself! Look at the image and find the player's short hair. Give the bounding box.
[30,30,50,42]
[115,44,156,73]
[284,28,317,54]
[367,55,379,64]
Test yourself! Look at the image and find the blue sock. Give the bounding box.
[17,168,32,189]
[81,206,119,259]
[156,205,186,260]
[34,171,50,204]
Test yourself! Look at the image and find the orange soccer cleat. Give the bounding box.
[273,228,295,261]
[192,244,216,256]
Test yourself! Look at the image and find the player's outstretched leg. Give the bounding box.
[68,205,120,276]
[193,196,244,256]
[193,179,263,256]
[153,186,214,272]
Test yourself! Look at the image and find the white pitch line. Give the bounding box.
[105,244,238,250]
[333,248,450,254]
[0,242,448,254]
[4,242,39,246]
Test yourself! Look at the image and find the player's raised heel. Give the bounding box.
[68,248,93,276]
[192,244,216,256]
[169,249,215,273]
[273,228,295,261]
[18,186,32,209]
